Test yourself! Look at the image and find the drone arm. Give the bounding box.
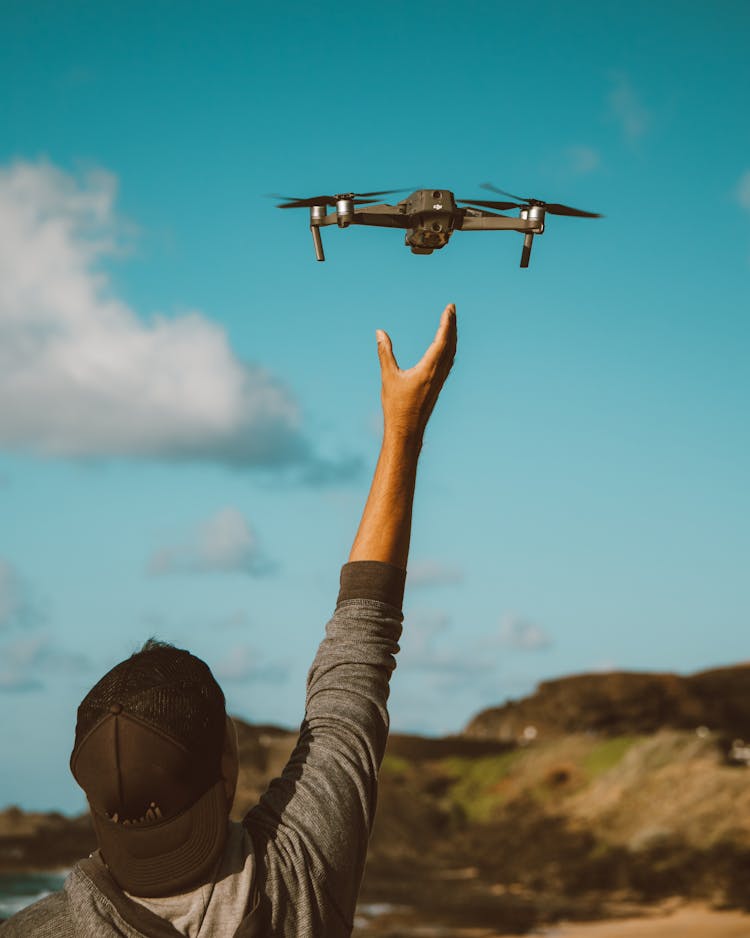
[312,207,407,229]
[350,210,409,229]
[458,215,539,232]
[316,213,341,227]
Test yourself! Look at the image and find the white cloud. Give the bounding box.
[408,559,463,588]
[149,507,274,576]
[0,160,355,478]
[0,559,41,630]
[607,73,650,141]
[497,613,552,651]
[565,145,601,175]
[736,170,750,212]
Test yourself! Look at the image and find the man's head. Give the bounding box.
[70,639,239,897]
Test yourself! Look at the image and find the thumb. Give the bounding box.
[376,329,398,372]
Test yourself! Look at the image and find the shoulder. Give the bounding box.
[0,889,72,937]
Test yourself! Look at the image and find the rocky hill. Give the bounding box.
[463,662,750,741]
[0,807,94,874]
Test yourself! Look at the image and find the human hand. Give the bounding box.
[376,303,457,443]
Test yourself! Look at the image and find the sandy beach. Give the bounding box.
[522,904,750,938]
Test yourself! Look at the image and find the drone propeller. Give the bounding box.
[272,189,409,209]
[479,182,602,218]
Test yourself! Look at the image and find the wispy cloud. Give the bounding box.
[403,609,451,658]
[565,145,601,175]
[0,634,90,692]
[400,609,493,676]
[390,608,556,733]
[297,455,363,486]
[141,607,251,635]
[213,644,289,683]
[0,160,357,481]
[497,613,552,651]
[736,170,750,212]
[607,73,650,142]
[148,507,274,576]
[0,669,40,692]
[0,559,42,630]
[408,560,463,589]
[211,609,251,630]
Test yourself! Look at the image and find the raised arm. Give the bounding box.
[245,305,457,937]
[349,302,457,567]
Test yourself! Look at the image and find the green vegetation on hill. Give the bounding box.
[380,733,644,826]
[365,728,750,933]
[584,735,640,777]
[438,751,522,822]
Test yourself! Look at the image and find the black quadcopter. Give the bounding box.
[274,183,602,267]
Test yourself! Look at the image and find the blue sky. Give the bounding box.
[1,0,748,813]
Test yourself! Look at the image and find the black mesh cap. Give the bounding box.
[70,642,229,896]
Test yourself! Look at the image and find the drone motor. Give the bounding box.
[519,204,546,267]
[335,198,355,228]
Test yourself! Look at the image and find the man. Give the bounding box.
[1,303,457,937]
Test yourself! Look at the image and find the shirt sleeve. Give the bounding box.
[243,561,404,937]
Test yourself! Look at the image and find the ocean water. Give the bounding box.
[0,871,67,921]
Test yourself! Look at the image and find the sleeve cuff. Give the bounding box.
[337,561,406,609]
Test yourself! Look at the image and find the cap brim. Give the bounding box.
[91,779,228,897]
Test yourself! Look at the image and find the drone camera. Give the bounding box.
[405,213,452,252]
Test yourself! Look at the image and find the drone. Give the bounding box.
[274,183,602,267]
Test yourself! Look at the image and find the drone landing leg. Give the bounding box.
[311,225,325,262]
[520,233,534,268]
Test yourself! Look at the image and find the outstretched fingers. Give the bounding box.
[377,303,457,380]
[424,303,457,375]
[376,329,398,374]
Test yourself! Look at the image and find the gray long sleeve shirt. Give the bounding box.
[0,561,405,938]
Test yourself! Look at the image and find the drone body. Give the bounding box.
[275,185,602,267]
